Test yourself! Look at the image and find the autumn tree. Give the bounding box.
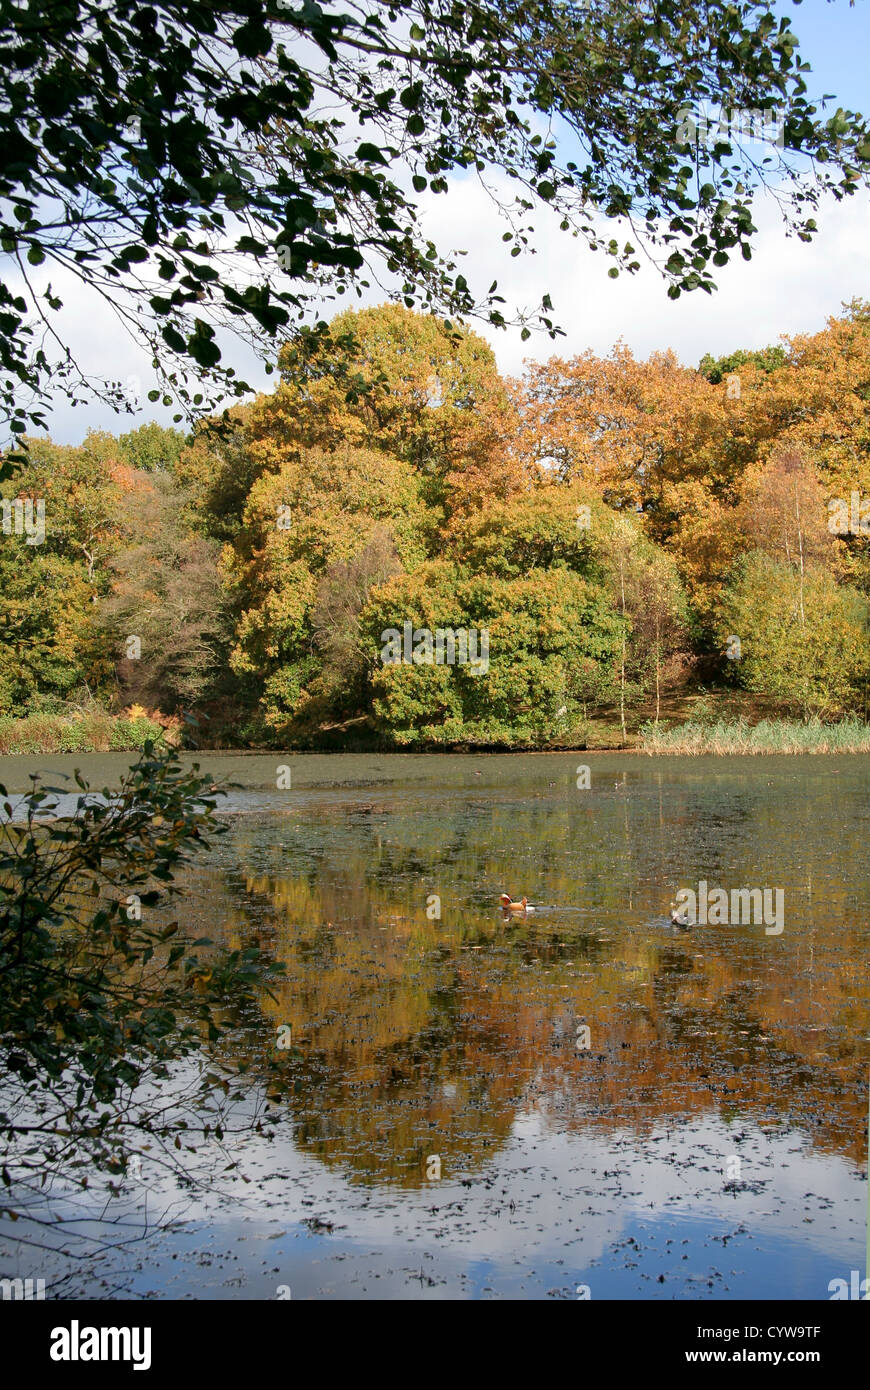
[596,515,690,736]
[665,307,870,615]
[99,469,231,711]
[266,304,522,515]
[736,445,836,627]
[310,528,403,714]
[763,303,870,531]
[691,303,870,515]
[513,305,870,637]
[512,346,734,508]
[626,548,690,727]
[653,478,739,632]
[173,406,258,543]
[225,442,427,733]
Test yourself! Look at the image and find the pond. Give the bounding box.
[2,751,868,1300]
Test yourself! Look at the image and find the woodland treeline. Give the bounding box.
[2,301,869,748]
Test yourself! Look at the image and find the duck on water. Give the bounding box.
[499,893,536,918]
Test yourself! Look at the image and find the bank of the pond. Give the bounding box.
[2,706,869,757]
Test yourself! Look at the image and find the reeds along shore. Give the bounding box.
[0,708,174,755]
[638,716,870,755]
[2,709,870,757]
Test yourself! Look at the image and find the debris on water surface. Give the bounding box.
[302,1216,335,1234]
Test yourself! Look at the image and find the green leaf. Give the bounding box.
[400,84,424,112]
[356,142,387,166]
[161,324,187,353]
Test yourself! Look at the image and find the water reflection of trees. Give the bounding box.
[175,775,869,1185]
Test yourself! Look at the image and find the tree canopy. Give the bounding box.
[2,0,869,443]
[3,301,869,740]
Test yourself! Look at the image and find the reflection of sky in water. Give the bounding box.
[2,751,868,1299]
[13,1110,863,1300]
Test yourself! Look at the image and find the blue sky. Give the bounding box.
[21,0,870,444]
[778,0,869,111]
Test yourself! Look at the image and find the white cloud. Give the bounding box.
[22,177,870,443]
[418,176,870,377]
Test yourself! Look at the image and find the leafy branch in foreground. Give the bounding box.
[1,0,868,441]
[0,742,284,1242]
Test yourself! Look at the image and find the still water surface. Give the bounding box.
[3,751,868,1299]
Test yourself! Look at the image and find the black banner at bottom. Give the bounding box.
[5,1296,866,1377]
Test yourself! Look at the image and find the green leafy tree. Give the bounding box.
[310,527,403,716]
[0,437,122,710]
[623,543,690,727]
[447,484,608,580]
[118,423,189,473]
[361,560,625,743]
[598,514,689,738]
[698,345,789,383]
[720,551,870,717]
[0,546,95,712]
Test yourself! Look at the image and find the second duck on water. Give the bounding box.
[670,900,692,928]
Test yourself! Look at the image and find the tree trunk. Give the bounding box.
[794,480,806,631]
[655,644,661,727]
[618,549,627,744]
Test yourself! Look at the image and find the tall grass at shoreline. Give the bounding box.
[639,715,870,755]
[3,709,870,757]
[0,708,174,755]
